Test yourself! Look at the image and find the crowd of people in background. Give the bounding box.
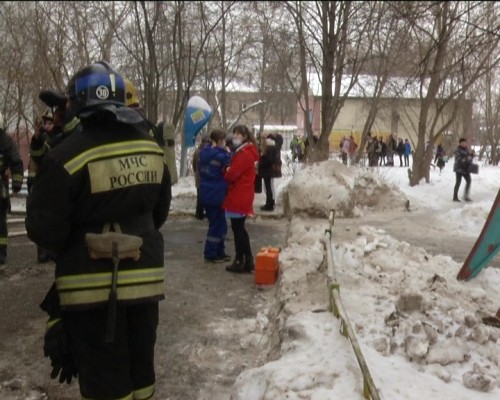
[366,133,412,167]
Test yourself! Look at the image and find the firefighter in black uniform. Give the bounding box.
[26,61,171,400]
[29,91,82,189]
[125,78,165,147]
[27,110,53,193]
[28,91,81,263]
[0,113,24,265]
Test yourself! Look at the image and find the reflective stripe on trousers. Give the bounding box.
[57,267,164,306]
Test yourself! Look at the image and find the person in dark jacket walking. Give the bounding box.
[434,144,445,164]
[29,89,82,177]
[223,125,259,273]
[453,138,474,202]
[28,95,82,264]
[366,133,378,167]
[0,113,23,265]
[26,61,171,399]
[199,129,231,262]
[125,78,164,148]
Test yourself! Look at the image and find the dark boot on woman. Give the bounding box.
[244,255,254,273]
[225,257,246,273]
[260,199,274,211]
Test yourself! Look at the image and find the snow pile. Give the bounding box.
[169,177,197,216]
[334,225,500,396]
[438,205,490,237]
[231,217,366,400]
[282,160,408,218]
[230,162,500,400]
[231,219,500,399]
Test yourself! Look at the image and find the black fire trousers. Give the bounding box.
[64,302,159,400]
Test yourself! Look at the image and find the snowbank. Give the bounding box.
[282,160,409,218]
[231,163,500,399]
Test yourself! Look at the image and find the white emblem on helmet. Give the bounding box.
[96,85,110,100]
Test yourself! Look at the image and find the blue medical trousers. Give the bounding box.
[204,205,227,259]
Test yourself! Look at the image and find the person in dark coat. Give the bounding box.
[376,137,384,166]
[434,144,445,164]
[453,138,474,202]
[366,133,378,167]
[385,135,396,166]
[125,78,164,148]
[258,132,282,211]
[396,138,405,167]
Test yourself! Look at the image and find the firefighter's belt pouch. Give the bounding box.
[85,223,143,344]
[85,223,143,261]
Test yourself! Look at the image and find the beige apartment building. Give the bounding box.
[296,95,474,152]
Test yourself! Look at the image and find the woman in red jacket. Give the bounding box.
[223,125,259,273]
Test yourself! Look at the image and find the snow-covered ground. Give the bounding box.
[228,154,500,400]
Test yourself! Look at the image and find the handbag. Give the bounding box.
[254,174,262,193]
[468,163,479,174]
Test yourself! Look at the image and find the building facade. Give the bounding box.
[296,96,473,152]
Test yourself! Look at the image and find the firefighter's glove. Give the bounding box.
[43,318,78,384]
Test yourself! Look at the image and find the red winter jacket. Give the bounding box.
[222,142,259,215]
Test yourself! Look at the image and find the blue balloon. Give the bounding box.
[184,96,213,148]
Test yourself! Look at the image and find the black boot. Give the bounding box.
[244,255,254,273]
[226,257,246,273]
[453,197,461,202]
[260,199,274,211]
[0,248,6,265]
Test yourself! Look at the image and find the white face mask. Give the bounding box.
[232,137,243,147]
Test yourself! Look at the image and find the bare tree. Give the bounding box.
[400,2,500,185]
[286,1,376,162]
[0,2,37,142]
[198,1,249,132]
[1,0,499,179]
[251,2,297,136]
[349,3,414,164]
[473,2,500,165]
